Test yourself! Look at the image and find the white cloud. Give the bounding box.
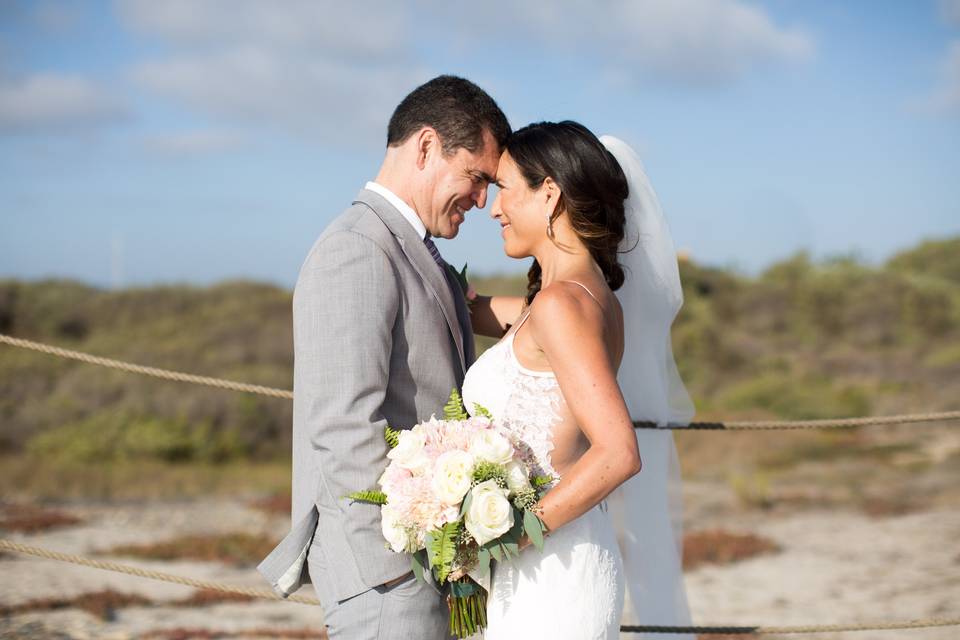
[119,0,427,145]
[916,40,960,115]
[431,0,815,85]
[610,0,815,82]
[132,47,429,144]
[116,0,407,60]
[118,0,813,143]
[941,0,960,27]
[0,73,129,131]
[33,2,83,32]
[141,129,247,156]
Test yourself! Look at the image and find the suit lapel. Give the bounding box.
[354,189,466,376]
[444,267,476,368]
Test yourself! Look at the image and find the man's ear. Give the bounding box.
[415,127,439,171]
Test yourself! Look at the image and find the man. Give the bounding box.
[259,75,510,639]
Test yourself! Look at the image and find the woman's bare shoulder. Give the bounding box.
[528,280,607,335]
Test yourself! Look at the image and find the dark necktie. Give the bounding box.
[423,235,475,368]
[423,236,446,271]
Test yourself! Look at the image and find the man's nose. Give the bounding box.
[474,185,488,210]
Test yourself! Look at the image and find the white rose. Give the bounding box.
[465,479,514,545]
[387,429,430,475]
[431,450,475,505]
[468,429,514,465]
[381,506,413,553]
[504,460,532,495]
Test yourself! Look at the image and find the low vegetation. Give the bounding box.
[0,236,957,503]
[101,533,279,567]
[0,501,83,533]
[683,529,781,570]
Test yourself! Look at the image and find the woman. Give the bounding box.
[461,121,695,639]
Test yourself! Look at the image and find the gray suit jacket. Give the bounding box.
[258,188,475,603]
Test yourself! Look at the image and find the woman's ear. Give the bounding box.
[542,176,562,218]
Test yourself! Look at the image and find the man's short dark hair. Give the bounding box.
[387,75,511,155]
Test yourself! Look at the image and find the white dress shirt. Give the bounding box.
[365,181,428,240]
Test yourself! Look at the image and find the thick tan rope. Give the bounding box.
[0,333,293,400]
[3,539,957,634]
[0,538,318,606]
[632,411,960,430]
[3,333,959,430]
[621,617,960,634]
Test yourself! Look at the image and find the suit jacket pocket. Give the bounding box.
[313,504,371,602]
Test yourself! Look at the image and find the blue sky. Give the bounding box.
[1,0,958,289]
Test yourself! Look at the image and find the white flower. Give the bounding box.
[431,450,475,505]
[381,506,413,553]
[465,479,514,545]
[504,460,532,495]
[468,429,514,465]
[387,429,430,475]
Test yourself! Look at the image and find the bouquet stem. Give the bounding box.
[446,578,487,638]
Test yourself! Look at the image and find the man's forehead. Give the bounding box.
[465,149,500,181]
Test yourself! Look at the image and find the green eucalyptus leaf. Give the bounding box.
[411,551,427,584]
[424,530,439,568]
[458,490,473,520]
[524,509,545,551]
[477,547,491,574]
[508,507,524,539]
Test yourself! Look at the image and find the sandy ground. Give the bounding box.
[2,487,958,640]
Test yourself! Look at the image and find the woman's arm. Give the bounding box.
[469,294,526,338]
[518,285,641,546]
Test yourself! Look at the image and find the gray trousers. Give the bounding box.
[308,551,455,640]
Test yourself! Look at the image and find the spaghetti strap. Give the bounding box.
[510,280,600,338]
[512,307,533,332]
[563,280,603,308]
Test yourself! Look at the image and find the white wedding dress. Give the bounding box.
[457,134,696,639]
[461,282,626,640]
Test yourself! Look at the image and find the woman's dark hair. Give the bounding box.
[506,120,629,305]
[387,75,511,155]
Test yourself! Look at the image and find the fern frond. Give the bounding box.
[384,425,400,448]
[344,490,388,505]
[443,388,468,421]
[472,402,492,418]
[430,520,460,583]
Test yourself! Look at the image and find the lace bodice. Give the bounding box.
[462,282,627,640]
[461,306,564,486]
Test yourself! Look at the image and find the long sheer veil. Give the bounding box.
[600,135,696,639]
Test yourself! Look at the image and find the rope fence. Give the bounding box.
[0,334,293,400]
[2,331,958,634]
[3,333,959,431]
[0,538,318,606]
[3,539,958,635]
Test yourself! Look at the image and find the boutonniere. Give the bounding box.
[446,262,477,306]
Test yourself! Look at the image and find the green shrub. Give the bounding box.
[716,372,871,420]
[886,236,960,284]
[26,410,246,463]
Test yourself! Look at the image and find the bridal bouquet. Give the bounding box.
[347,389,552,638]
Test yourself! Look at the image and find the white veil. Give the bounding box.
[600,135,696,639]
